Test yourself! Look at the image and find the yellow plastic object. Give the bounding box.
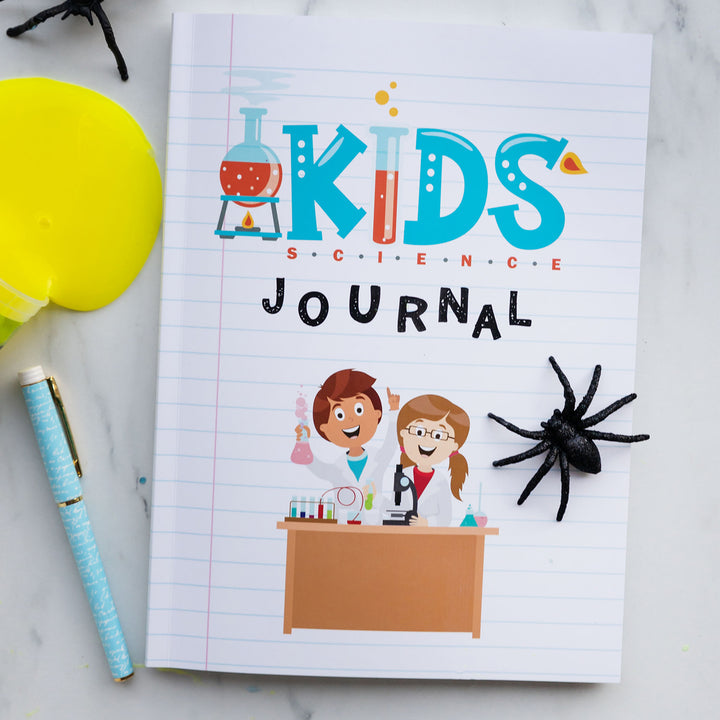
[0,78,162,344]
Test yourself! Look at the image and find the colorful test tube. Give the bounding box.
[369,126,408,244]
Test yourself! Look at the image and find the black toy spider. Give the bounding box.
[488,356,649,521]
[1,0,127,80]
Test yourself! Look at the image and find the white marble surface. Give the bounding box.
[0,0,717,717]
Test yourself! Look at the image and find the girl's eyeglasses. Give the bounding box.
[405,425,454,442]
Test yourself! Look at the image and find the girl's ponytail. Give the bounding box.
[448,451,468,500]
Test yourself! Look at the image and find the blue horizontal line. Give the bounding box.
[151,506,280,515]
[152,426,637,447]
[145,604,622,627]
[156,311,638,328]
[166,113,649,140]
[150,446,637,467]
[161,234,643,252]
[273,91,649,115]
[177,632,624,651]
[151,526,287,535]
[150,554,285,567]
[158,264,641,282]
[154,342,640,363]
[487,568,624,577]
[166,173,647,200]
[166,146,648,171]
[153,358,640,375]
[157,274,642,295]
[156,334,639,348]
[149,606,282,618]
[149,581,283,592]
[169,87,648,115]
[172,59,649,90]
[147,630,622,655]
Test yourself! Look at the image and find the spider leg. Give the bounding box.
[575,364,602,419]
[493,439,552,467]
[581,392,638,428]
[92,4,128,81]
[585,429,650,443]
[549,356,576,414]
[61,5,93,23]
[488,412,545,440]
[557,451,570,521]
[5,2,70,37]
[518,446,559,505]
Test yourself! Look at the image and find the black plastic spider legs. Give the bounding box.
[585,429,650,443]
[575,364,602,418]
[5,2,69,37]
[549,356,576,414]
[3,1,128,81]
[582,392,638,428]
[518,446,558,506]
[92,4,128,81]
[61,3,91,23]
[557,451,570,521]
[492,439,551,467]
[489,357,650,521]
[487,412,545,440]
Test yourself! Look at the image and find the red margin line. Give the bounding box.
[205,13,235,671]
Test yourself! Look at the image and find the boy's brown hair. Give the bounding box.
[313,369,382,440]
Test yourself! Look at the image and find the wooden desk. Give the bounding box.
[277,522,499,638]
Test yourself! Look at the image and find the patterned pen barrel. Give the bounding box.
[19,366,133,682]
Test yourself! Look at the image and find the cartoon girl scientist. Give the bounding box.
[396,394,470,526]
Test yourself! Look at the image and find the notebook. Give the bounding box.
[146,13,652,681]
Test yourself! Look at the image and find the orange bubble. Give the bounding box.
[390,81,397,89]
[375,90,389,105]
[389,107,398,117]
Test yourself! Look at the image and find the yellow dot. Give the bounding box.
[390,81,397,89]
[375,90,389,105]
[389,107,398,117]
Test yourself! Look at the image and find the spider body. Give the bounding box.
[1,1,128,80]
[488,356,649,521]
[543,409,601,474]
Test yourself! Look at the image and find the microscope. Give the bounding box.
[382,463,418,525]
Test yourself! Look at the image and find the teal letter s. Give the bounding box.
[488,134,568,250]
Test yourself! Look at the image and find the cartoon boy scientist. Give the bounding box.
[295,369,399,507]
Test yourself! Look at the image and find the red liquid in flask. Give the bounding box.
[372,170,400,244]
[219,107,283,209]
[220,161,282,207]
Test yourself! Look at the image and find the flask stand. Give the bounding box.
[215,195,281,240]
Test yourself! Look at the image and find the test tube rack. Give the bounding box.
[285,497,337,523]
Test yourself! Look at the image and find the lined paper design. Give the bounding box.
[146,14,651,681]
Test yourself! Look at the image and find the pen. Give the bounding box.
[18,365,133,682]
